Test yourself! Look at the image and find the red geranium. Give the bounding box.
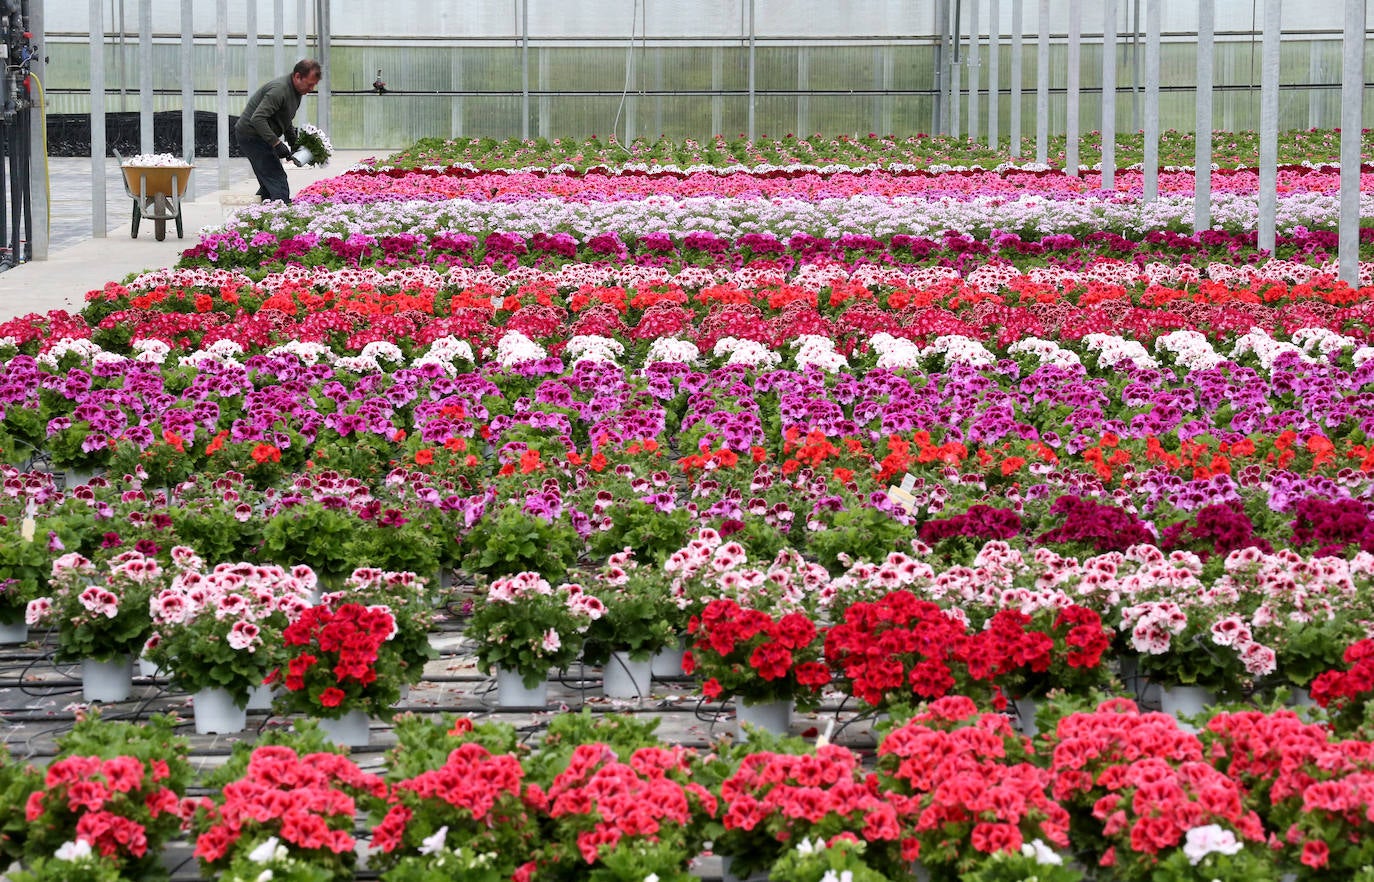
[684,598,830,709]
[271,601,403,719]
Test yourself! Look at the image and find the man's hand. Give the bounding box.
[273,139,292,160]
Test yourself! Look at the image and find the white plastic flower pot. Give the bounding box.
[734,698,793,738]
[245,682,274,711]
[137,653,163,678]
[650,640,687,679]
[1013,696,1040,737]
[290,146,314,167]
[0,619,27,645]
[496,667,548,708]
[82,655,134,702]
[193,687,248,735]
[1158,685,1216,733]
[602,651,653,700]
[316,708,371,747]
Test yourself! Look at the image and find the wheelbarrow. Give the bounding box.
[115,149,194,241]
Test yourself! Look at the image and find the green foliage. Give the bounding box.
[261,504,357,582]
[0,744,40,866]
[7,851,125,882]
[768,837,902,882]
[806,506,910,574]
[0,518,49,622]
[588,501,693,566]
[522,709,666,788]
[459,504,581,584]
[960,847,1085,882]
[382,714,521,782]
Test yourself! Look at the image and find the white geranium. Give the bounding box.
[267,340,336,365]
[1154,330,1227,371]
[1182,824,1243,865]
[645,337,700,365]
[869,332,924,370]
[37,337,106,367]
[133,338,172,364]
[924,334,996,367]
[791,334,849,372]
[1081,333,1159,369]
[1020,838,1064,865]
[495,330,548,367]
[54,840,94,861]
[712,336,782,368]
[121,152,191,167]
[1008,337,1083,369]
[565,335,625,365]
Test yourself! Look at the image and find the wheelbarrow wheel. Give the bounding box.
[131,198,140,238]
[153,194,169,241]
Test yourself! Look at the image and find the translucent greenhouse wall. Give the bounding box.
[40,1,1374,149]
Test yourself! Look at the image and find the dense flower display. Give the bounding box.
[5,128,1374,881]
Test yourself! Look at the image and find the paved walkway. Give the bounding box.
[0,149,379,322]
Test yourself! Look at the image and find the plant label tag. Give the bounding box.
[886,486,917,514]
[20,516,35,542]
[899,473,916,492]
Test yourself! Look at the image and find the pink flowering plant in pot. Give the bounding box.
[26,550,164,663]
[143,549,314,707]
[466,571,603,689]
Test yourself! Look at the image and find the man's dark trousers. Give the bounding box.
[241,135,291,203]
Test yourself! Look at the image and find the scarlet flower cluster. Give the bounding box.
[1047,698,1264,872]
[191,745,386,874]
[822,590,975,710]
[24,754,184,866]
[538,743,718,871]
[370,740,535,870]
[716,744,907,878]
[964,605,1114,702]
[876,696,1070,874]
[1309,638,1374,732]
[275,601,401,718]
[684,598,831,707]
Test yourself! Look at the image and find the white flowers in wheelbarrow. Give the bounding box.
[291,124,333,167]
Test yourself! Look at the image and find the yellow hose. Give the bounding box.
[27,71,50,244]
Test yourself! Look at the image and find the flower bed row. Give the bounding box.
[385,128,1372,171]
[8,694,1374,882]
[298,165,1374,204]
[197,192,1374,262]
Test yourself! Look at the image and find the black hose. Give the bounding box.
[8,119,20,265]
[19,92,29,260]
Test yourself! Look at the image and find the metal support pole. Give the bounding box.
[1101,0,1117,189]
[296,0,307,59]
[180,0,193,164]
[138,0,152,153]
[274,0,285,75]
[1339,1,1364,284]
[1257,0,1280,254]
[1010,0,1022,156]
[1194,0,1214,232]
[934,0,947,134]
[28,0,46,259]
[316,0,330,133]
[216,0,228,188]
[1143,0,1159,201]
[968,0,980,143]
[90,0,106,237]
[797,46,810,135]
[1065,0,1080,176]
[988,0,999,148]
[950,0,961,138]
[1035,0,1048,164]
[520,0,529,140]
[245,0,258,96]
[1131,0,1140,132]
[748,0,756,141]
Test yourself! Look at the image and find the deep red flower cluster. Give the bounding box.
[823,590,974,709]
[965,605,1114,701]
[684,598,831,705]
[1309,638,1374,730]
[278,602,398,713]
